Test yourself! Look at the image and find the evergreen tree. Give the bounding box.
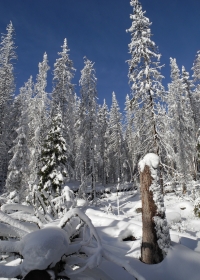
[78,57,98,200]
[5,82,31,199]
[168,58,195,190]
[52,39,76,179]
[5,126,30,200]
[107,92,123,183]
[124,94,134,182]
[181,66,196,180]
[126,0,165,159]
[34,52,50,142]
[127,0,170,262]
[0,22,17,191]
[97,100,109,185]
[22,76,35,149]
[37,104,67,216]
[191,51,200,178]
[29,53,50,185]
[192,50,200,130]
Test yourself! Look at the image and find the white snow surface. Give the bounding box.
[1,184,200,279]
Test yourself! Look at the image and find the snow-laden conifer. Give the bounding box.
[107,92,123,183]
[34,52,50,141]
[191,51,200,178]
[5,81,31,200]
[192,50,200,130]
[0,22,17,191]
[97,100,109,185]
[37,104,67,216]
[168,59,195,191]
[126,0,166,158]
[52,39,75,118]
[29,53,50,185]
[78,57,98,200]
[52,39,76,179]
[181,66,197,180]
[123,94,135,182]
[5,127,30,199]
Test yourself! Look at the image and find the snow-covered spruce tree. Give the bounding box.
[168,58,195,191]
[6,85,32,198]
[78,57,98,200]
[0,22,17,191]
[126,0,167,158]
[155,101,173,187]
[192,50,200,130]
[34,52,50,142]
[72,93,82,181]
[139,153,170,264]
[21,76,34,149]
[127,0,170,263]
[29,53,50,185]
[52,39,76,179]
[5,127,30,200]
[97,100,109,185]
[37,104,67,217]
[5,81,31,200]
[192,51,200,178]
[124,94,135,182]
[107,92,123,183]
[181,66,196,180]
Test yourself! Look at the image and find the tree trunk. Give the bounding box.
[140,165,163,264]
[23,270,51,280]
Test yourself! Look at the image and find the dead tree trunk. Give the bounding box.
[23,270,51,280]
[140,165,163,264]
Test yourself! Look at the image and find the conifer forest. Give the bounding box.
[0,0,200,279]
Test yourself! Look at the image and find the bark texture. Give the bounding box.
[140,165,163,264]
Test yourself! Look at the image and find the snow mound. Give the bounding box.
[19,227,69,276]
[166,212,181,225]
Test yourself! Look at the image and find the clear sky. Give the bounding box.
[0,0,200,110]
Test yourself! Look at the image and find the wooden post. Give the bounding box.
[140,164,163,264]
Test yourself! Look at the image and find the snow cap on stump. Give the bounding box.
[139,153,159,173]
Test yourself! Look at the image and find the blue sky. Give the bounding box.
[1,0,200,110]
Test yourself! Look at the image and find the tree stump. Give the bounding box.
[23,270,51,280]
[140,165,163,264]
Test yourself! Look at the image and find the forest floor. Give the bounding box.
[1,184,200,280]
[70,186,200,280]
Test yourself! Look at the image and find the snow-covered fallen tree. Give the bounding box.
[0,206,144,280]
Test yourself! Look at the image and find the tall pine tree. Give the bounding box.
[78,57,98,200]
[0,22,17,191]
[37,104,67,217]
[52,39,76,179]
[126,0,165,159]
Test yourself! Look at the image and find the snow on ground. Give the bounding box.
[84,190,200,280]
[1,185,200,279]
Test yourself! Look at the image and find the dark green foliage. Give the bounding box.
[38,107,67,196]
